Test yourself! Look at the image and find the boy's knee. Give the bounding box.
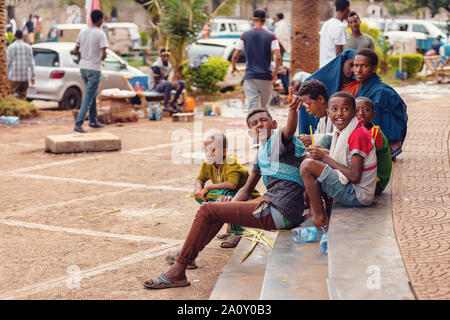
[300,158,315,175]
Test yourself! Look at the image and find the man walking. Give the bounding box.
[319,0,350,67]
[347,12,375,51]
[231,9,281,111]
[73,9,108,133]
[7,30,35,100]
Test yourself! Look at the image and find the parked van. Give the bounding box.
[51,22,141,54]
[200,18,251,39]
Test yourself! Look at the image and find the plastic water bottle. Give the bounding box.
[292,226,318,243]
[319,232,328,255]
[154,103,162,120]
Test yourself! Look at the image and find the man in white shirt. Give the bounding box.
[72,10,108,133]
[273,13,291,58]
[319,0,350,68]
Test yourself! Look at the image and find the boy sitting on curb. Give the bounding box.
[194,132,261,249]
[297,80,335,147]
[143,98,308,290]
[355,97,392,195]
[300,92,377,244]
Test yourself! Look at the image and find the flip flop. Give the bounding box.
[143,273,190,290]
[220,234,241,249]
[166,252,198,270]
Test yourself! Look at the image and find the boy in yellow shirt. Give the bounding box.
[194,133,260,248]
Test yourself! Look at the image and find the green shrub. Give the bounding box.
[388,54,423,78]
[6,32,14,45]
[347,22,381,42]
[182,56,230,94]
[0,95,38,118]
[139,31,149,47]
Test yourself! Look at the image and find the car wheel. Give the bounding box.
[59,87,81,110]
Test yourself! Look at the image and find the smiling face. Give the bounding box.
[300,94,327,118]
[353,55,377,85]
[247,111,277,142]
[327,96,356,131]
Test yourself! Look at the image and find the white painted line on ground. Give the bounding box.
[0,188,138,219]
[0,219,182,244]
[1,172,192,192]
[0,242,182,300]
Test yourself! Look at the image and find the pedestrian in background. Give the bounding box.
[231,9,281,111]
[7,30,35,100]
[319,0,350,68]
[273,12,291,59]
[347,12,375,51]
[72,9,108,133]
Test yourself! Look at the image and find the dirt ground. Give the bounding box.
[0,82,448,300]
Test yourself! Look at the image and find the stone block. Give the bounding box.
[45,132,121,154]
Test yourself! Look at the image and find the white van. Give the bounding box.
[51,22,141,54]
[200,18,251,39]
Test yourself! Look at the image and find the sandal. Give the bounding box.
[143,273,190,290]
[220,234,241,249]
[166,252,198,270]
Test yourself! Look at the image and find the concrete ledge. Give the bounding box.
[327,182,415,300]
[45,132,121,154]
[259,227,328,300]
[209,231,278,300]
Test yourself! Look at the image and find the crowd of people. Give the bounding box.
[4,3,413,291]
[142,0,408,290]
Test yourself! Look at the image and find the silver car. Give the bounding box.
[27,42,144,109]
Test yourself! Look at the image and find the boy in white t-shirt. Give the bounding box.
[319,0,350,67]
[73,10,109,133]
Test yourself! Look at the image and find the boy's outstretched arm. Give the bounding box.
[282,96,301,141]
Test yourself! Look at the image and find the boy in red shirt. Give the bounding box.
[300,91,377,233]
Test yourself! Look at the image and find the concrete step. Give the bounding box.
[259,219,329,300]
[209,230,278,300]
[45,132,121,154]
[327,182,415,300]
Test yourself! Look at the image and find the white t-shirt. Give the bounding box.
[319,18,348,68]
[76,27,109,71]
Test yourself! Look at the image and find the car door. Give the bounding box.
[101,51,132,90]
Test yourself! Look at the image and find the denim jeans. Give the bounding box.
[75,69,101,128]
[155,80,185,106]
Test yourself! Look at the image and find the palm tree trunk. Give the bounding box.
[0,0,9,99]
[291,0,321,74]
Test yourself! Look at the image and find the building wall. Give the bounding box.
[6,0,152,38]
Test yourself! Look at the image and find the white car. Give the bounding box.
[27,42,143,109]
[187,38,246,91]
[199,18,251,39]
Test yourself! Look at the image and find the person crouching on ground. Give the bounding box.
[194,132,261,249]
[356,97,392,195]
[148,48,185,113]
[300,92,377,243]
[143,98,308,289]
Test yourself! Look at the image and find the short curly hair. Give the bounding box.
[298,79,329,102]
[329,91,356,109]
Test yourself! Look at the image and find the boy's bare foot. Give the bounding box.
[311,214,329,229]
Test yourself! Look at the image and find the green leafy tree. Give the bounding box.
[384,0,450,17]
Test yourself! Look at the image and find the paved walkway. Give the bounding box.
[391,93,450,300]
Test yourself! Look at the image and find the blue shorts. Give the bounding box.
[317,165,363,207]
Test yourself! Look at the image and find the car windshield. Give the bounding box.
[187,43,226,59]
[33,49,60,67]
